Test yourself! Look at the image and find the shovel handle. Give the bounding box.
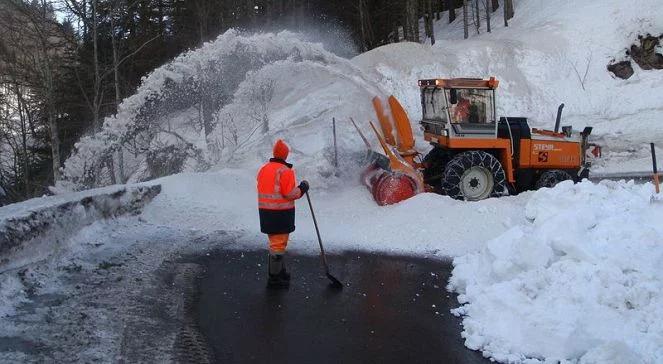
[652,143,660,194]
[305,191,330,274]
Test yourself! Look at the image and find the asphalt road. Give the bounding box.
[195,250,489,364]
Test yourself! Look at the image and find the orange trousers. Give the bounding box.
[268,234,290,254]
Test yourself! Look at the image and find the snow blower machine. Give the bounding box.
[361,77,598,205]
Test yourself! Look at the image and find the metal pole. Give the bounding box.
[652,143,660,194]
[332,117,338,169]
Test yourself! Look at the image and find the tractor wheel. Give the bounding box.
[535,170,573,189]
[441,151,508,201]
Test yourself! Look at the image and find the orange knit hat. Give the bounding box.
[273,139,289,160]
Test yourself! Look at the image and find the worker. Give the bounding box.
[453,95,471,123]
[257,139,309,289]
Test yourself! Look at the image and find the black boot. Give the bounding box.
[267,254,289,289]
[280,255,291,281]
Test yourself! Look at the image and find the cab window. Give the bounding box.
[446,89,494,124]
[421,88,448,122]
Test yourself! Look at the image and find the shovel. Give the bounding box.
[304,191,343,289]
[651,143,662,204]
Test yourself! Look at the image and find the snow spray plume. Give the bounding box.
[59,30,373,192]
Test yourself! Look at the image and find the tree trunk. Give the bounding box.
[110,0,124,183]
[492,0,499,12]
[359,0,367,51]
[486,0,491,32]
[405,0,418,42]
[427,0,435,45]
[46,71,61,182]
[16,86,30,195]
[506,0,514,19]
[447,0,455,23]
[504,0,513,26]
[475,0,480,33]
[92,0,101,132]
[463,0,468,39]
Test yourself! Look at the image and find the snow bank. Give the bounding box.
[0,184,161,271]
[448,180,663,363]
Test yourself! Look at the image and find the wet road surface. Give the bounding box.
[195,250,489,364]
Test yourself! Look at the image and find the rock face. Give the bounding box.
[629,34,663,70]
[608,34,663,79]
[607,60,635,79]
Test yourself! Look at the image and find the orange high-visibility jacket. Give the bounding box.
[257,158,302,234]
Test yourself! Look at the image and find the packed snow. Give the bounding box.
[1,0,663,362]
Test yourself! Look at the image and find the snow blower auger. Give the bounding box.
[362,77,597,205]
[358,96,425,206]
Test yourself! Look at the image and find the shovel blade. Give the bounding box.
[326,273,343,289]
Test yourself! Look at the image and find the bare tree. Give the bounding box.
[569,52,593,91]
[2,0,70,182]
[61,0,104,132]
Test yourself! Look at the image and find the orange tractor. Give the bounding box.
[359,77,597,205]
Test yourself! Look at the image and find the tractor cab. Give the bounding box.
[419,78,499,139]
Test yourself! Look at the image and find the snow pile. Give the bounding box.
[448,180,663,363]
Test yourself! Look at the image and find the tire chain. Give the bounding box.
[441,151,508,200]
[536,170,573,189]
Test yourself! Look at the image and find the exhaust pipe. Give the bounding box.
[554,103,565,133]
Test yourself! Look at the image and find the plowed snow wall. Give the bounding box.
[0,185,161,268]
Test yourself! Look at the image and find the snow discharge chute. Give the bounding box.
[361,96,424,206]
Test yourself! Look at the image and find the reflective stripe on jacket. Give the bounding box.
[257,159,301,210]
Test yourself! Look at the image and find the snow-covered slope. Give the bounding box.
[353,0,663,173]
